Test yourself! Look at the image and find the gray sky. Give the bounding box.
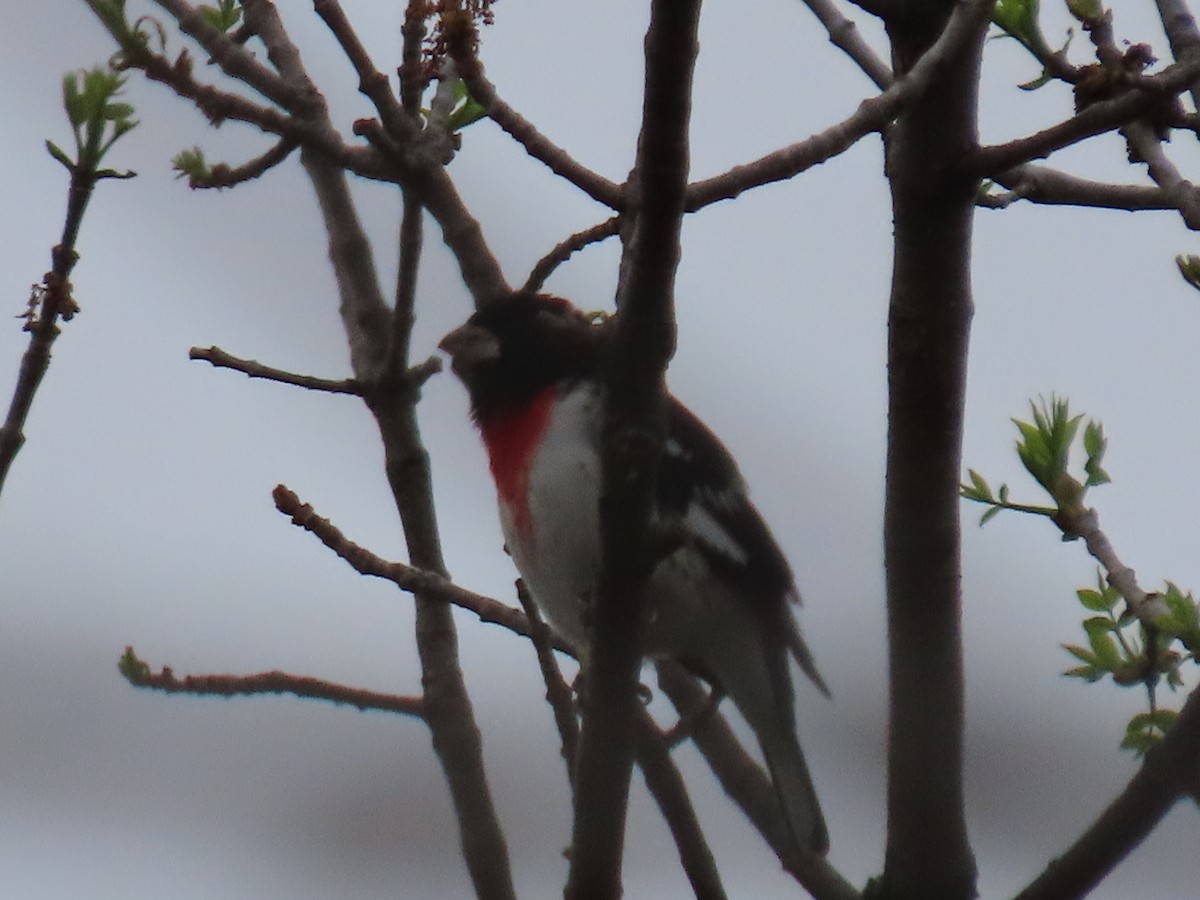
[1,1,1198,897]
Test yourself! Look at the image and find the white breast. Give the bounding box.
[499,383,602,650]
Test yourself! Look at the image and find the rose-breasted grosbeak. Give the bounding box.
[439,291,829,854]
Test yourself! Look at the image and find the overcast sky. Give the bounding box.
[2,1,1198,897]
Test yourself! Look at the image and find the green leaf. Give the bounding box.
[447,80,488,131]
[1084,617,1121,667]
[979,505,1004,526]
[45,139,75,170]
[173,146,209,181]
[200,0,242,32]
[1064,664,1105,682]
[1066,0,1103,24]
[962,468,994,502]
[1176,254,1200,292]
[1018,70,1054,91]
[1083,420,1110,486]
[1076,587,1114,612]
[1063,643,1100,666]
[117,646,150,681]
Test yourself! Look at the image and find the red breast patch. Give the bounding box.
[478,387,557,536]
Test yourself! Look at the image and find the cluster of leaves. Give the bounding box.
[46,67,137,179]
[1061,575,1199,753]
[962,395,1108,526]
[964,397,1199,754]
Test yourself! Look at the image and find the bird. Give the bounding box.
[439,290,829,855]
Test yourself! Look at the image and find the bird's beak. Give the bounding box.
[438,322,500,372]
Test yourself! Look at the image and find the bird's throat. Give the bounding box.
[478,386,557,534]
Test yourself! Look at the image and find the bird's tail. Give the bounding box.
[760,726,829,856]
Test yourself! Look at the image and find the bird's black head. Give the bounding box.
[439,292,605,418]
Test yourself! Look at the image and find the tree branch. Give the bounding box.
[1121,119,1200,230]
[522,216,621,293]
[188,345,365,394]
[0,124,107,499]
[452,58,625,210]
[566,0,702,895]
[1015,683,1200,900]
[684,0,997,213]
[655,662,861,900]
[880,0,994,895]
[515,578,580,784]
[983,163,1186,212]
[272,485,573,655]
[120,649,425,717]
[966,55,1200,178]
[1153,0,1200,109]
[181,135,300,188]
[312,0,409,138]
[634,712,730,900]
[798,0,894,90]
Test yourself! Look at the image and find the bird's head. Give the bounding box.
[439,292,605,418]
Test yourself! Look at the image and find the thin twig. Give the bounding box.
[272,485,574,655]
[151,0,307,112]
[1121,120,1200,229]
[655,661,861,900]
[515,578,580,785]
[0,133,106,498]
[399,0,429,114]
[454,61,624,210]
[798,0,893,90]
[634,711,729,900]
[182,135,300,188]
[983,163,1184,211]
[1054,504,1166,625]
[188,345,363,394]
[522,217,621,292]
[685,0,998,212]
[122,650,425,717]
[1154,0,1200,109]
[312,0,409,138]
[966,53,1200,177]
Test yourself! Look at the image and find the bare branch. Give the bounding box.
[0,118,111,498]
[1015,683,1200,900]
[655,662,861,900]
[151,0,306,111]
[1121,120,1200,229]
[966,56,1200,177]
[983,163,1184,211]
[566,0,702,893]
[798,0,893,90]
[188,345,363,394]
[385,189,426,382]
[634,712,729,900]
[312,0,409,138]
[1155,0,1200,107]
[686,0,998,212]
[271,485,573,655]
[399,0,429,114]
[182,135,300,188]
[515,578,580,784]
[522,216,621,293]
[454,61,624,210]
[121,650,425,717]
[1053,504,1165,625]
